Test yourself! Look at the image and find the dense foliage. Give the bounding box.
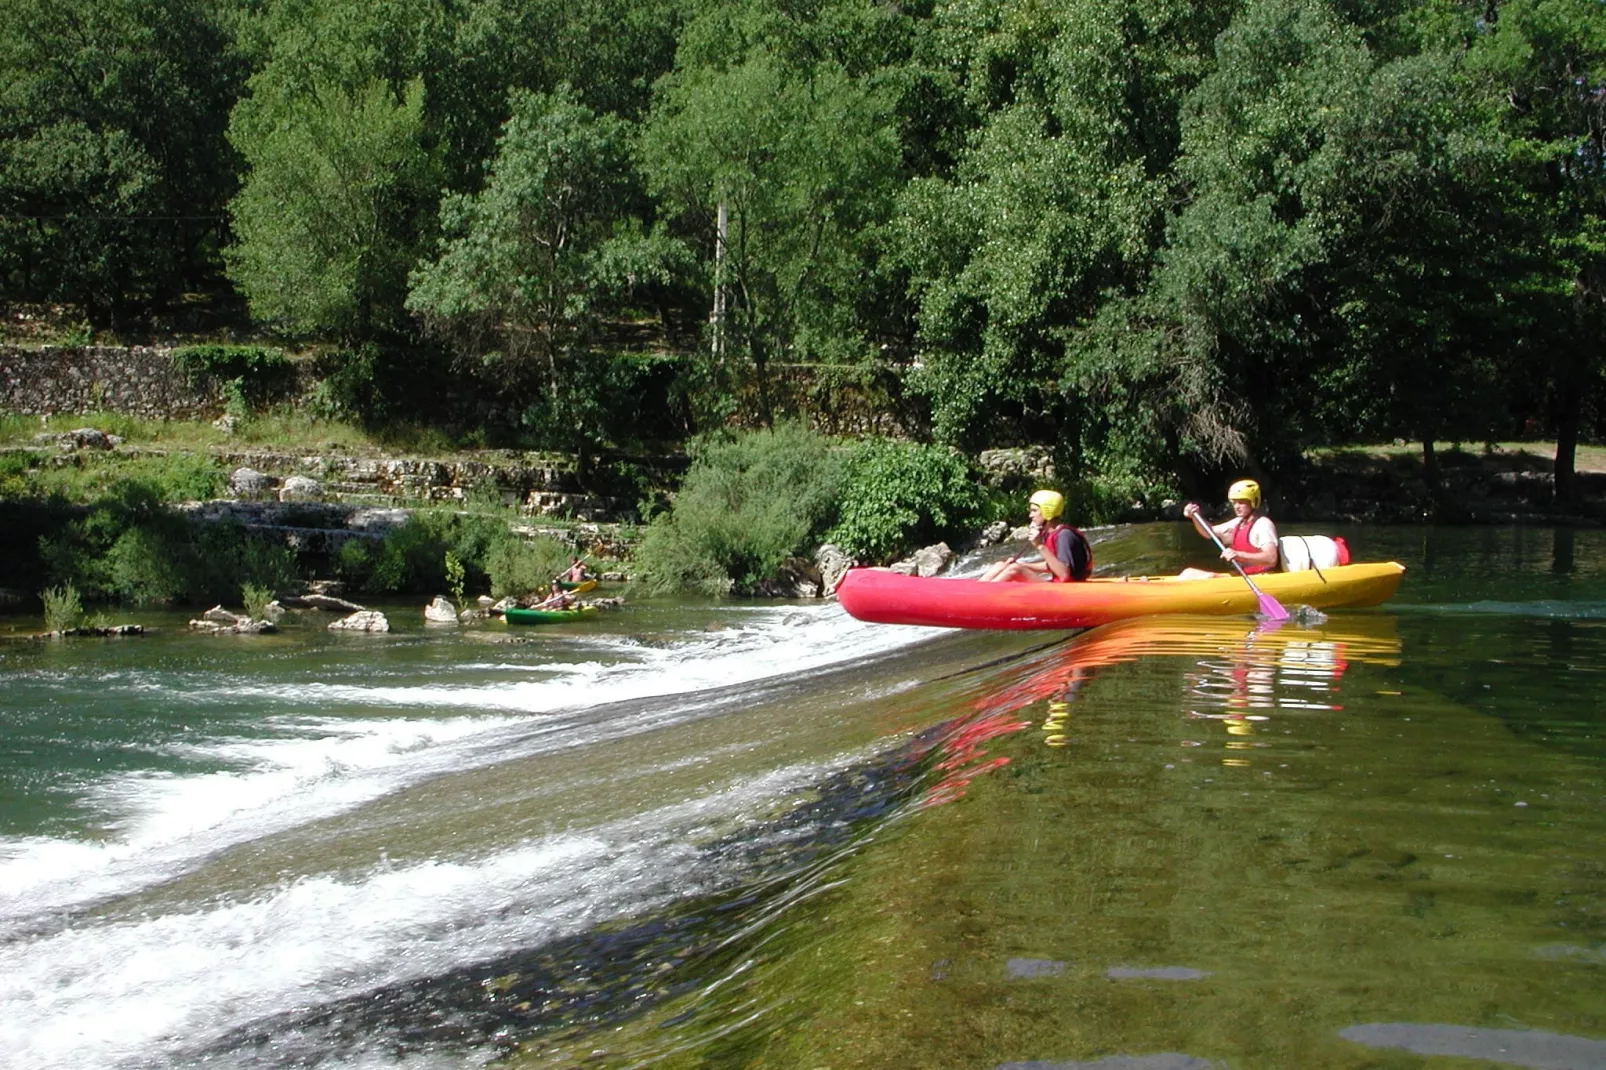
[825,440,982,562]
[631,424,843,595]
[3,0,1605,494]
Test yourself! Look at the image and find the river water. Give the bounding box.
[1,524,1603,1070]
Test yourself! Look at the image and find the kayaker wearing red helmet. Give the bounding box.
[1180,479,1279,580]
[981,489,1092,583]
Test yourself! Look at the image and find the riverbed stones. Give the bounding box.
[425,596,458,623]
[329,610,388,632]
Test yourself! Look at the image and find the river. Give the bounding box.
[1,523,1603,1069]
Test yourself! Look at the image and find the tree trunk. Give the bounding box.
[1421,437,1441,502]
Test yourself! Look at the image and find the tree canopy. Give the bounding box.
[2,0,1604,492]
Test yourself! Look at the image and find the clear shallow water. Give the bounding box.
[1,525,1604,1069]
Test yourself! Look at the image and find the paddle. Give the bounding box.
[1192,513,1289,621]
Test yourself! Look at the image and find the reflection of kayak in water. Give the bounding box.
[504,605,601,625]
[978,613,1402,716]
[836,561,1405,630]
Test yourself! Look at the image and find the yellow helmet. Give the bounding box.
[1227,479,1261,508]
[1028,489,1064,521]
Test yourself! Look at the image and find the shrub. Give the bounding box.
[171,345,296,410]
[631,424,844,595]
[336,512,514,596]
[826,440,982,562]
[41,583,82,633]
[485,533,571,599]
[41,500,297,606]
[242,583,275,620]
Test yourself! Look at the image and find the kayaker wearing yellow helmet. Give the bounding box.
[1180,479,1279,580]
[981,489,1093,583]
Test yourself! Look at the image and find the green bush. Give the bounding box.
[171,345,296,410]
[825,440,982,562]
[242,583,275,620]
[40,493,298,606]
[485,533,571,599]
[335,512,514,596]
[631,424,844,595]
[41,583,82,633]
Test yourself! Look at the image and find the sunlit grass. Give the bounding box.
[1312,441,1606,473]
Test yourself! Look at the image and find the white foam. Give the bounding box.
[0,602,937,925]
[0,755,869,1070]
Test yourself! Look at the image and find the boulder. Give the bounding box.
[814,543,856,596]
[751,556,821,598]
[329,610,389,632]
[975,520,1010,548]
[889,542,953,578]
[279,475,324,502]
[201,605,249,626]
[425,596,458,623]
[229,467,273,500]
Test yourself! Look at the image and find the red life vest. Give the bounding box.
[1231,515,1271,574]
[1039,522,1093,582]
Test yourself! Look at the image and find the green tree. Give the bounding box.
[0,0,245,324]
[407,87,659,410]
[641,49,901,426]
[1465,0,1606,502]
[889,0,1232,452]
[226,77,436,338]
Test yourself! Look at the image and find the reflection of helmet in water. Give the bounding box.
[1227,479,1261,508]
[1029,490,1064,521]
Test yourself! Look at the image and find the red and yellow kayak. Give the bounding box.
[835,561,1405,630]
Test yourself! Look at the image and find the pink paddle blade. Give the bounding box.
[1256,591,1290,621]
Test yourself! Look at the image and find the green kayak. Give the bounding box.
[504,605,600,625]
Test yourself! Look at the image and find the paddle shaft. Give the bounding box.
[1192,512,1289,620]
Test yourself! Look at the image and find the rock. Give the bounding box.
[229,467,273,500]
[425,596,458,623]
[201,604,248,625]
[329,610,389,632]
[750,556,821,598]
[890,542,953,578]
[976,446,1055,488]
[67,427,116,450]
[189,618,274,634]
[213,413,237,435]
[490,596,519,614]
[600,571,629,583]
[975,520,1010,548]
[814,543,856,596]
[476,595,495,607]
[286,593,365,613]
[261,600,285,623]
[279,475,324,502]
[458,608,489,623]
[36,427,117,451]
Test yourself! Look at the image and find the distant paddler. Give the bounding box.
[981,489,1092,583]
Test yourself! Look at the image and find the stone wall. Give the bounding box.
[0,345,221,419]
